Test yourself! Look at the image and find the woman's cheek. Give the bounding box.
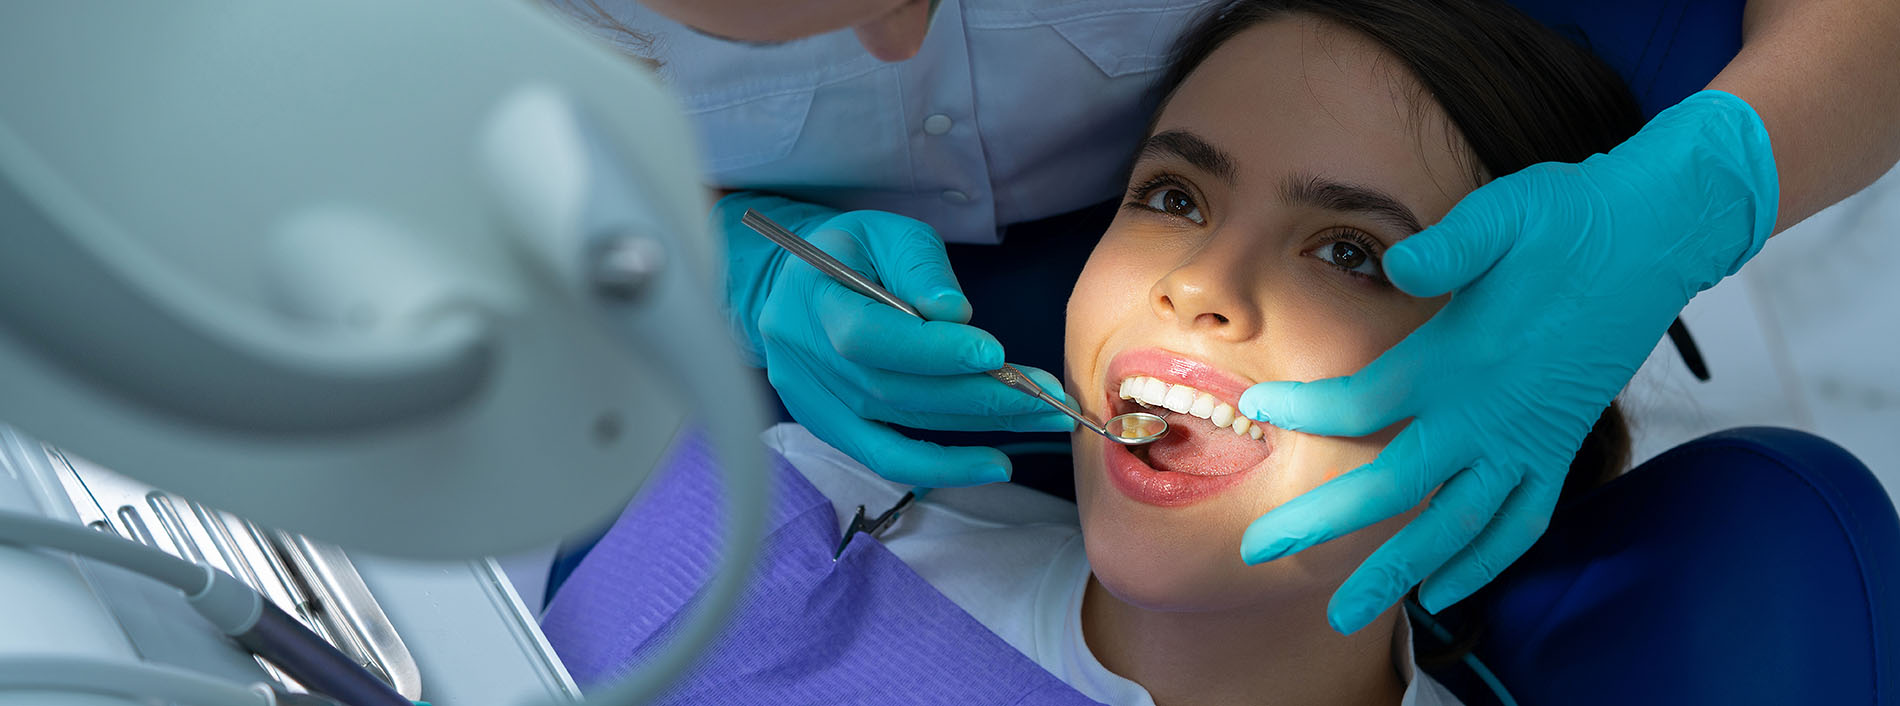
[1067,245,1122,324]
[1066,245,1150,351]
[1063,263,1108,385]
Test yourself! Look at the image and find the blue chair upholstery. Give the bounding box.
[1427,427,1900,705]
[1506,0,1745,118]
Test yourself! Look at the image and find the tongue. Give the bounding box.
[1144,411,1270,476]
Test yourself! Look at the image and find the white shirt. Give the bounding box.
[764,424,1465,706]
[575,0,1222,243]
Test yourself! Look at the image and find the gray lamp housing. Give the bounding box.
[0,0,753,560]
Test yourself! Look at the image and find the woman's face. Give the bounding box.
[1065,16,1478,613]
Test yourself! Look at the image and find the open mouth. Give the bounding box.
[1112,374,1271,477]
[1097,348,1275,507]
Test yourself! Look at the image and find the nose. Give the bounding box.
[1149,234,1262,341]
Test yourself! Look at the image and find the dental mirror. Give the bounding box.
[1101,411,1170,445]
[982,365,1171,445]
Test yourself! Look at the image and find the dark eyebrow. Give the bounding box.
[1138,130,1239,185]
[1280,173,1424,237]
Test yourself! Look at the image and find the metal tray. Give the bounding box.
[42,444,423,699]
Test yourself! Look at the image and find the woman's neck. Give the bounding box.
[1080,576,1407,706]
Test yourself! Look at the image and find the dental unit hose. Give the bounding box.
[0,656,342,705]
[0,509,409,706]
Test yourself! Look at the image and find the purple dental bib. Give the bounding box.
[540,431,1103,705]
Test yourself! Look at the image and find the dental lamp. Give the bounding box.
[0,0,767,703]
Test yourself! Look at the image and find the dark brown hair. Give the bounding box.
[1149,0,1639,665]
[1154,0,1644,184]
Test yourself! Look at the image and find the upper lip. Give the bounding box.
[1103,347,1256,412]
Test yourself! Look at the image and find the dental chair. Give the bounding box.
[1424,427,1900,706]
[1508,0,1744,119]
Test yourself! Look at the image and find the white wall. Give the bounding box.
[1624,161,1900,502]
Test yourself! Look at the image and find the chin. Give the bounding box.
[1075,448,1267,612]
[1074,439,1375,615]
[1081,512,1363,616]
[1084,537,1249,611]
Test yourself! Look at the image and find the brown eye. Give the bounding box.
[1161,190,1194,215]
[1308,233,1387,283]
[1328,242,1366,269]
[1141,186,1205,224]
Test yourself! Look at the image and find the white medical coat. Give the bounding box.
[583,0,1222,243]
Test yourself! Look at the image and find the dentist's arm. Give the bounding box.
[1713,0,1900,232]
[1235,0,1900,636]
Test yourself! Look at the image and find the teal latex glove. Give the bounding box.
[1237,90,1780,633]
[717,192,1074,487]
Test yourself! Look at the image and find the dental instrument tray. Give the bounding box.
[40,444,423,700]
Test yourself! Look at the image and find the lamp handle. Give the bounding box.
[0,122,493,434]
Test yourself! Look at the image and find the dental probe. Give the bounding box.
[740,209,1168,446]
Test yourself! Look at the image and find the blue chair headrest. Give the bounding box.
[1431,427,1900,705]
[1506,0,1744,119]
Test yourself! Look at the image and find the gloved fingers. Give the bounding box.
[842,432,1017,488]
[779,370,1015,487]
[793,227,1003,376]
[821,293,1006,375]
[1236,364,1412,436]
[1323,462,1518,634]
[1383,179,1523,298]
[815,415,1015,488]
[1415,464,1563,612]
[830,210,976,324]
[1240,424,1466,564]
[835,364,1074,421]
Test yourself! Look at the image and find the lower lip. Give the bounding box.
[1102,436,1253,507]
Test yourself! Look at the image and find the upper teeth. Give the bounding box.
[1118,376,1262,440]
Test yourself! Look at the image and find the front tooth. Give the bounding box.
[1162,385,1196,413]
[1249,425,1264,440]
[1211,403,1236,427]
[1188,393,1216,418]
[1119,378,1137,399]
[1139,377,1169,406]
[1232,416,1253,436]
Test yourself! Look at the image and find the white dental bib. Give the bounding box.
[763,423,1463,706]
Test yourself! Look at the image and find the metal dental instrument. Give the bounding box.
[740,209,1169,446]
[835,487,930,560]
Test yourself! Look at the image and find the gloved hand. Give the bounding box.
[717,192,1075,487]
[1236,90,1781,633]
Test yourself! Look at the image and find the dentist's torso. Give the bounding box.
[594,0,1219,244]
